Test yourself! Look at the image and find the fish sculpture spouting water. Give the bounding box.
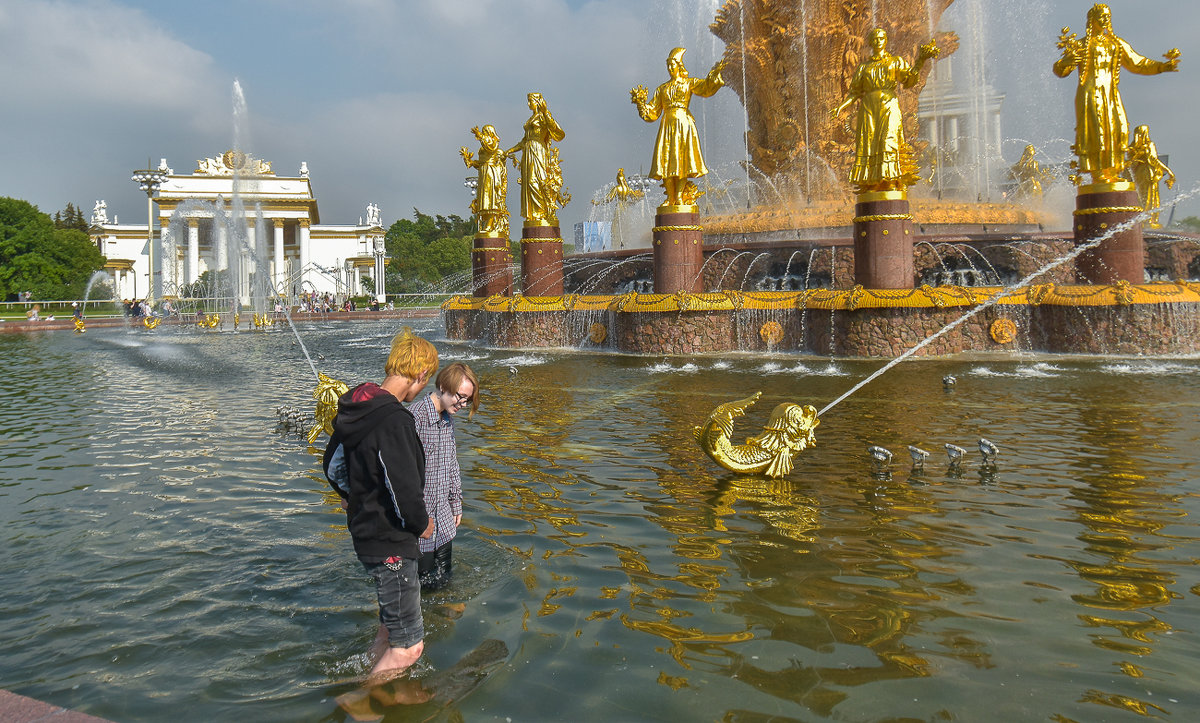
[693,391,819,478]
[308,372,349,444]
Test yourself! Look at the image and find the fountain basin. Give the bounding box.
[443,282,1200,357]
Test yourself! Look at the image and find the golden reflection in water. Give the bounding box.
[1052,387,1192,718]
[624,384,1000,714]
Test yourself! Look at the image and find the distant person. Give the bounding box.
[410,362,479,590]
[323,328,438,683]
[25,304,40,321]
[72,302,82,320]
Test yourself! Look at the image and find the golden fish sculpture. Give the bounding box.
[307,372,349,444]
[693,392,819,478]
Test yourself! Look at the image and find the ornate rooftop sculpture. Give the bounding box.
[195,150,275,176]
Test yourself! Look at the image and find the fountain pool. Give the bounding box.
[2,321,1200,721]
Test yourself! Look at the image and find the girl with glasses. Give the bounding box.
[410,362,479,590]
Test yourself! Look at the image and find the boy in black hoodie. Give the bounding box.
[325,328,438,681]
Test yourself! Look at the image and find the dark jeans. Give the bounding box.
[362,558,423,648]
[418,541,453,591]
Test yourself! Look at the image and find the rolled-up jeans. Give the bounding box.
[363,557,424,648]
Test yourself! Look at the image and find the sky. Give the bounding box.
[0,0,1196,234]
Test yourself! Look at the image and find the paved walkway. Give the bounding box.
[0,689,113,722]
[0,308,440,334]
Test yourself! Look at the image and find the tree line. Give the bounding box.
[0,198,105,301]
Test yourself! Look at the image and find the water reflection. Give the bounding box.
[1,329,1199,721]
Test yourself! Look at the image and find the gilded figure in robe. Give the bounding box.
[461,125,509,237]
[1053,4,1179,184]
[1128,125,1175,228]
[831,28,938,194]
[631,47,725,208]
[506,93,569,226]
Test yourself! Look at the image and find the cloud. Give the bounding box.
[0,0,222,113]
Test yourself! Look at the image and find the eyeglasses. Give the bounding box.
[446,390,472,405]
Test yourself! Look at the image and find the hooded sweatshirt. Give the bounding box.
[323,382,428,561]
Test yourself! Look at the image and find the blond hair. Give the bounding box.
[385,327,438,381]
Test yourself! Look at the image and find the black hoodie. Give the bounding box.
[323,383,428,561]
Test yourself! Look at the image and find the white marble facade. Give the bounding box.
[91,153,387,302]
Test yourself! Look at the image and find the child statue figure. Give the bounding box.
[1128,125,1175,229]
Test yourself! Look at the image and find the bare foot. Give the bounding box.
[372,678,434,706]
[335,689,383,722]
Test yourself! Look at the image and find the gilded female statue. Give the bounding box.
[1128,125,1175,228]
[505,93,568,226]
[1008,144,1049,200]
[1053,4,1179,185]
[631,47,725,208]
[831,28,938,194]
[460,125,509,237]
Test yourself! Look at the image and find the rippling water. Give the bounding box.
[1,321,1199,721]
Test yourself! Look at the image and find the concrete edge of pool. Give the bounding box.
[0,689,114,722]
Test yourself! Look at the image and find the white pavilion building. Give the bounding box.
[89,152,387,302]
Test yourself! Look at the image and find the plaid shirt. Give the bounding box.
[410,393,463,552]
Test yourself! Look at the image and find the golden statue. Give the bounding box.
[1128,125,1175,228]
[1008,144,1051,200]
[830,28,938,194]
[461,124,510,237]
[1053,4,1179,185]
[506,93,569,226]
[711,0,958,198]
[693,392,820,479]
[73,317,85,334]
[308,372,349,444]
[631,47,726,209]
[604,168,645,206]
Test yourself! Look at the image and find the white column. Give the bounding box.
[160,220,176,295]
[353,264,362,296]
[273,219,285,294]
[241,223,254,301]
[947,116,960,153]
[216,222,228,271]
[299,220,311,291]
[187,219,199,286]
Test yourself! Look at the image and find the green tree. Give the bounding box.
[1176,216,1200,233]
[0,197,106,300]
[53,202,89,232]
[384,209,473,294]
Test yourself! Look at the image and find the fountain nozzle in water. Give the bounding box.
[978,438,999,463]
[867,445,893,465]
[946,443,967,465]
[907,445,930,467]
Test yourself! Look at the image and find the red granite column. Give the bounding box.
[652,209,704,293]
[1074,182,1145,284]
[852,191,916,289]
[472,236,512,297]
[520,225,564,296]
